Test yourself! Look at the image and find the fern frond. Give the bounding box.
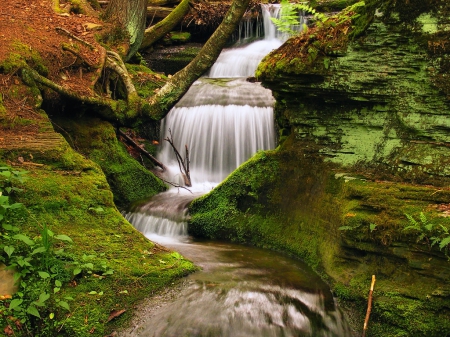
[439,236,450,250]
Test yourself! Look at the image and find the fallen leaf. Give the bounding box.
[107,309,126,322]
[4,325,14,336]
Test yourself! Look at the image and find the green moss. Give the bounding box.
[125,64,167,99]
[0,41,48,76]
[0,93,6,116]
[189,139,450,336]
[52,116,166,209]
[257,3,364,80]
[3,159,195,336]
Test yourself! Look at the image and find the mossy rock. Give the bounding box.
[52,116,166,209]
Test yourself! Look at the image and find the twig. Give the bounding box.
[410,140,450,148]
[55,27,95,50]
[362,275,376,337]
[164,128,191,187]
[158,177,193,194]
[116,128,166,171]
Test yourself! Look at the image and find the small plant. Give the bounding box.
[0,165,102,335]
[271,1,327,36]
[403,212,450,252]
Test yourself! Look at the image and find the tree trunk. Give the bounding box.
[147,0,252,120]
[140,0,191,51]
[104,0,149,61]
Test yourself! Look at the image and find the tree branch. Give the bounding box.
[164,128,191,187]
[117,128,166,170]
[147,0,252,120]
[140,0,191,50]
[105,51,138,101]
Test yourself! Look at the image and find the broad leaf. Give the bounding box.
[27,305,41,318]
[58,300,70,311]
[38,271,50,279]
[32,247,47,255]
[54,234,73,242]
[9,299,23,311]
[13,234,35,246]
[38,293,50,303]
[4,246,14,258]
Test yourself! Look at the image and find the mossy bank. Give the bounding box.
[189,1,450,336]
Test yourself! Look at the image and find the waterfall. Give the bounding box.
[125,5,305,240]
[159,3,306,185]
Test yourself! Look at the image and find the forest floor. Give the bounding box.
[0,0,106,146]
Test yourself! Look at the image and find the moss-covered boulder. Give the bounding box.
[190,1,450,336]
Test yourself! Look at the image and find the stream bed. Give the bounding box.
[121,235,352,337]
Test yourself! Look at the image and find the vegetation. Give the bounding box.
[0,163,196,336]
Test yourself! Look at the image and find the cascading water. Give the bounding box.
[123,7,352,337]
[125,4,297,237]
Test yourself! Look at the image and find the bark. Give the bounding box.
[147,0,252,120]
[104,0,149,61]
[140,0,191,51]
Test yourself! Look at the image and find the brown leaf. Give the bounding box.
[4,325,14,336]
[107,309,126,323]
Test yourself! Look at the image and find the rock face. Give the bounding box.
[189,1,450,336]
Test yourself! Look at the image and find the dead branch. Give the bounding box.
[164,128,191,187]
[55,27,95,50]
[117,128,166,170]
[362,275,376,337]
[159,177,193,194]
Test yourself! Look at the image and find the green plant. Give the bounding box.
[270,1,327,36]
[404,212,450,251]
[0,166,77,334]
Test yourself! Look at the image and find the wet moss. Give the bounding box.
[51,116,166,209]
[0,42,48,76]
[3,158,195,336]
[189,138,450,336]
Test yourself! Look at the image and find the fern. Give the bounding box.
[270,1,328,37]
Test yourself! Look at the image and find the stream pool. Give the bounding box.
[122,235,352,337]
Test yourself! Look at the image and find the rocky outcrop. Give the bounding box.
[189,1,450,336]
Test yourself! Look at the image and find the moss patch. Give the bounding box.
[51,116,166,209]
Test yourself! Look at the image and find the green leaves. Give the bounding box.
[9,299,23,311]
[13,234,35,246]
[404,212,450,252]
[4,245,14,257]
[54,234,73,242]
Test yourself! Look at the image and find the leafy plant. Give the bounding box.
[270,1,326,36]
[403,212,450,251]
[0,166,80,334]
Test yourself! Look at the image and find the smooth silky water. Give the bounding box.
[124,5,351,336]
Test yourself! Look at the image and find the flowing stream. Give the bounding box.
[124,6,351,336]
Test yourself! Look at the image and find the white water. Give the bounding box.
[122,8,352,336]
[125,4,304,240]
[157,3,305,188]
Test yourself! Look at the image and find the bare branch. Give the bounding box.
[55,27,95,50]
[117,128,166,170]
[164,128,191,187]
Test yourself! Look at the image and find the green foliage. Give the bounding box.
[0,166,76,334]
[403,212,450,252]
[0,166,119,335]
[270,1,327,36]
